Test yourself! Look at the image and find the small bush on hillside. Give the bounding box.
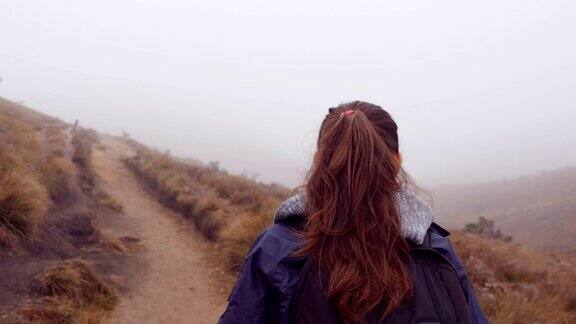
[463,217,513,242]
[0,168,50,238]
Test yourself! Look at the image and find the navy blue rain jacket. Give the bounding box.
[219,208,488,324]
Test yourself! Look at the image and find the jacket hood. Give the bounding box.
[274,188,434,245]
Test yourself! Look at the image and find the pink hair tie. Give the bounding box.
[341,110,355,117]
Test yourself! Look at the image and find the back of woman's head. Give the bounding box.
[299,101,412,323]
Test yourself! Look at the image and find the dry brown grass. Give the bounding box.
[34,260,117,308]
[45,124,67,157]
[125,150,229,239]
[0,115,44,165]
[41,155,76,201]
[96,191,124,213]
[1,100,120,323]
[72,129,95,170]
[220,212,272,271]
[452,231,576,323]
[0,166,51,239]
[13,259,118,323]
[0,108,73,245]
[0,97,59,130]
[123,146,288,269]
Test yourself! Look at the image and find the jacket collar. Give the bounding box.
[274,188,434,245]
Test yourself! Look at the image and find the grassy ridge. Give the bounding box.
[0,99,119,323]
[123,146,289,269]
[42,124,76,201]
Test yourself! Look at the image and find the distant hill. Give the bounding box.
[432,167,576,251]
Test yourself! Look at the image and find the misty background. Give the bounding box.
[1,0,575,187]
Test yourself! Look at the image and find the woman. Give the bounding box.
[219,101,487,324]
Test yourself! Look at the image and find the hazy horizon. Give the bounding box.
[2,1,575,187]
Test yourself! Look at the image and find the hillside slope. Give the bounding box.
[432,167,576,251]
[0,97,125,322]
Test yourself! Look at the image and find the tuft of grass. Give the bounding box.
[195,208,227,241]
[11,259,119,323]
[96,192,124,213]
[41,155,76,201]
[72,129,94,170]
[220,212,272,272]
[0,167,51,238]
[45,124,67,157]
[34,259,118,311]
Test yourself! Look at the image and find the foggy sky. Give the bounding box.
[1,0,575,187]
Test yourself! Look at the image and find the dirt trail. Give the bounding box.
[92,136,227,324]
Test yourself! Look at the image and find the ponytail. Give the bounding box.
[298,102,412,323]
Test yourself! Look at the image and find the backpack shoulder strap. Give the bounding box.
[415,222,451,249]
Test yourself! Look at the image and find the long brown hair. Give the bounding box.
[298,101,412,323]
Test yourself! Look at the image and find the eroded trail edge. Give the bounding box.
[93,137,226,324]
